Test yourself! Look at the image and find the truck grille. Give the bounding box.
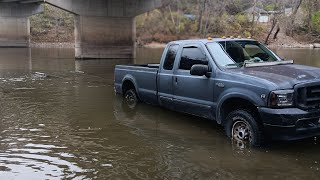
[297,84,320,110]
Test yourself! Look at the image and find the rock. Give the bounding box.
[313,43,320,48]
[299,44,314,48]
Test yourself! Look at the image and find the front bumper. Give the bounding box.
[259,107,320,140]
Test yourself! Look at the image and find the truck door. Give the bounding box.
[173,44,215,119]
[158,44,180,110]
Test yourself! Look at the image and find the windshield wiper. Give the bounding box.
[225,62,244,68]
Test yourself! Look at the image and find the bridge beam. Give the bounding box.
[0,3,43,47]
[45,0,163,17]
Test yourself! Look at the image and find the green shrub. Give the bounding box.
[30,4,74,42]
[264,4,275,11]
[235,14,249,26]
[312,11,320,33]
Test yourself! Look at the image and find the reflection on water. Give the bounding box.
[0,47,319,179]
[273,48,320,67]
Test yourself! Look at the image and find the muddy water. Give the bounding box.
[0,47,319,179]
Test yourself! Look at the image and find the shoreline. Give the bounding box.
[30,42,75,48]
[267,43,316,49]
[30,41,320,49]
[144,42,320,49]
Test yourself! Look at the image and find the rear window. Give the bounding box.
[163,44,179,70]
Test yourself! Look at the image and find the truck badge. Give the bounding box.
[216,83,225,88]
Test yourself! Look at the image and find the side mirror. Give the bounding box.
[190,64,211,78]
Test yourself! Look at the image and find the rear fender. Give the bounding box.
[122,75,140,98]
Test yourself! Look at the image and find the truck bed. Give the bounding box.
[114,64,159,105]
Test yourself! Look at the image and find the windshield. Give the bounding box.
[207,41,281,68]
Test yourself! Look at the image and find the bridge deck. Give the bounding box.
[0,0,43,3]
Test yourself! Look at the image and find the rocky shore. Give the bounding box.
[30,42,74,48]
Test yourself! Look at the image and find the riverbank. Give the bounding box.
[30,36,320,49]
[30,42,74,48]
[143,41,319,49]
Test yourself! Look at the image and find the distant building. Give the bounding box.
[285,8,293,16]
[243,7,285,23]
[244,7,270,23]
[184,14,196,21]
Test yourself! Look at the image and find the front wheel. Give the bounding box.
[225,109,264,147]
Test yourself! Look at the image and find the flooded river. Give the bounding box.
[0,47,319,179]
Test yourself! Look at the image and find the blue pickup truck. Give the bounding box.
[114,38,320,146]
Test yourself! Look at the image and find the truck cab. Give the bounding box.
[158,41,216,119]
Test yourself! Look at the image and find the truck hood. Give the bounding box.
[227,64,320,89]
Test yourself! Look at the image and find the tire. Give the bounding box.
[225,109,264,147]
[123,89,139,109]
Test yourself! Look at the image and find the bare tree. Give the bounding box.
[251,0,257,26]
[265,18,277,44]
[306,0,319,33]
[273,24,280,39]
[197,0,207,33]
[265,0,281,44]
[285,0,303,36]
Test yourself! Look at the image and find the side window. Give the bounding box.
[163,44,179,70]
[179,47,208,70]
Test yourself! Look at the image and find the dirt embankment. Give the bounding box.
[31,29,319,49]
[265,31,317,48]
[143,33,318,49]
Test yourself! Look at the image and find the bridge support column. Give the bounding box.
[0,3,43,47]
[0,17,30,47]
[75,16,136,59]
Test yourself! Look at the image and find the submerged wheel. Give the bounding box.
[225,109,264,147]
[124,89,138,109]
[232,120,252,142]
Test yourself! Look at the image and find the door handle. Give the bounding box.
[175,77,178,84]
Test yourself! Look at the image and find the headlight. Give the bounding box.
[269,90,294,107]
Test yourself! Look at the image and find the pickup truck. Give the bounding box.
[114,38,320,146]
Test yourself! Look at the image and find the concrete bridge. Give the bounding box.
[0,0,167,59]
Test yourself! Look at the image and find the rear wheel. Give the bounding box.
[124,89,138,109]
[225,109,264,147]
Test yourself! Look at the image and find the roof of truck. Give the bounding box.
[171,38,257,44]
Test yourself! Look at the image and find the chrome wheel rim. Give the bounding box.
[232,119,252,143]
[125,91,137,108]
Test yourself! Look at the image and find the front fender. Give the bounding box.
[215,88,267,124]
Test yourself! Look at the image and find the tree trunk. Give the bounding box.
[286,0,303,36]
[307,0,313,33]
[251,0,257,26]
[197,0,204,32]
[203,0,211,37]
[176,0,181,34]
[265,18,277,44]
[168,5,175,25]
[273,25,280,40]
[250,0,257,34]
[197,0,208,33]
